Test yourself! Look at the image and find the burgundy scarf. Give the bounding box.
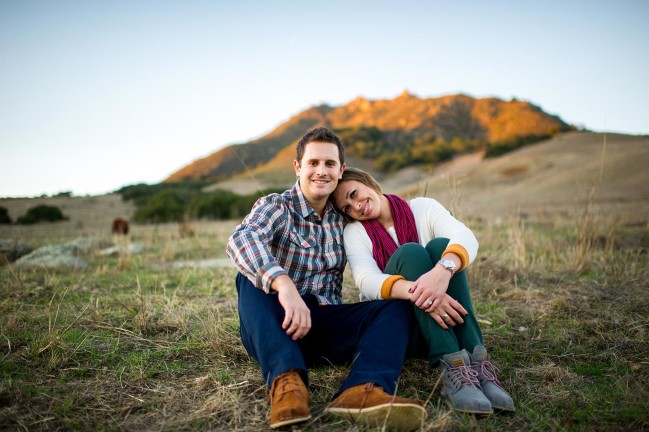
[361,194,419,271]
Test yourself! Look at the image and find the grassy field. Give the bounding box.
[1,194,648,431]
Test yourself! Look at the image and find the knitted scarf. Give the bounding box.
[361,194,419,271]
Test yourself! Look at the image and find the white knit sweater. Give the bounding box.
[343,197,479,300]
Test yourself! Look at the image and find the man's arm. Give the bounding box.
[271,275,312,340]
[226,198,312,339]
[226,200,289,293]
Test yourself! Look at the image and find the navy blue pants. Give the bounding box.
[235,273,414,396]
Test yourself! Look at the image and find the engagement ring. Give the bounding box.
[425,300,433,307]
[441,313,449,318]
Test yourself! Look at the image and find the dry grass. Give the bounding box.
[1,169,649,431]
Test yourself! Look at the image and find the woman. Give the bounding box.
[333,167,515,415]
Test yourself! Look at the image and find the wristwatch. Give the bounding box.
[437,259,457,276]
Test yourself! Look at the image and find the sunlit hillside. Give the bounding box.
[166,92,571,184]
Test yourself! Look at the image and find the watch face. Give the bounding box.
[439,259,456,273]
[442,259,455,269]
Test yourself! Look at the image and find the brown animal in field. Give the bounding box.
[111,218,129,235]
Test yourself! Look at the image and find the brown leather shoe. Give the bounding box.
[268,370,311,429]
[324,383,427,431]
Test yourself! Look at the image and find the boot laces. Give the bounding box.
[472,360,506,391]
[447,364,481,389]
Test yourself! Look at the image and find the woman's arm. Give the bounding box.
[343,223,391,300]
[411,197,478,270]
[407,198,477,324]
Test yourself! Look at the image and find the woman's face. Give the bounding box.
[333,180,382,221]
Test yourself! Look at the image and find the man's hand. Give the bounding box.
[273,275,312,340]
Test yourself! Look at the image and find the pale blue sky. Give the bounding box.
[1,0,647,197]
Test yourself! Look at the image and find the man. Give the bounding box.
[226,127,427,430]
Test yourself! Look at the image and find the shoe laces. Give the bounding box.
[472,360,506,391]
[446,364,481,389]
[271,373,304,402]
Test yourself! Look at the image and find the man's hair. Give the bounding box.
[296,127,345,165]
[339,167,382,193]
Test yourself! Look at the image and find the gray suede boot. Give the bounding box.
[439,350,493,414]
[469,345,516,412]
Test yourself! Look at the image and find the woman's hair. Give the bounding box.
[339,167,382,194]
[334,167,383,220]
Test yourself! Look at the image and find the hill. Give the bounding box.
[208,132,649,225]
[166,92,571,184]
[398,132,649,224]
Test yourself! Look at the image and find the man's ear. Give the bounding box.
[293,159,301,176]
[338,163,346,179]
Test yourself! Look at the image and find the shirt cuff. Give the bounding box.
[256,263,287,293]
[442,244,469,272]
[380,275,405,299]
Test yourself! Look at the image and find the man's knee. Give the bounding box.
[382,299,416,325]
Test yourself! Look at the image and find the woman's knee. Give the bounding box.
[386,243,434,279]
[396,243,428,260]
[425,238,450,262]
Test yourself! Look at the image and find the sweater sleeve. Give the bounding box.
[343,222,390,301]
[410,197,479,269]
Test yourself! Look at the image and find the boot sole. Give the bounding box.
[269,414,312,429]
[325,403,427,430]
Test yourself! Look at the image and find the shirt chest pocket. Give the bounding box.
[289,232,318,249]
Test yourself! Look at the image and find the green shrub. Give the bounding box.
[485,134,552,158]
[16,205,68,224]
[189,190,239,220]
[374,153,410,173]
[133,189,197,223]
[0,206,12,224]
[131,186,286,224]
[338,126,388,159]
[117,182,206,206]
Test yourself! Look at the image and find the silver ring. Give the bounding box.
[441,313,449,319]
[425,300,433,307]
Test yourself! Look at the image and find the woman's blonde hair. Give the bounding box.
[339,167,382,194]
[334,168,383,220]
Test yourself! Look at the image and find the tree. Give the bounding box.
[16,205,68,224]
[0,206,12,224]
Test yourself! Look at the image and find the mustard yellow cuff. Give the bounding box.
[380,275,405,299]
[442,244,470,272]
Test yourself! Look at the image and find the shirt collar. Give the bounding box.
[291,180,336,219]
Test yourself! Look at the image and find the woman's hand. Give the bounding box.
[409,266,452,309]
[424,294,467,329]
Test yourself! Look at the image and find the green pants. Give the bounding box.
[384,238,484,364]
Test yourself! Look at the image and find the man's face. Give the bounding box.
[293,141,345,207]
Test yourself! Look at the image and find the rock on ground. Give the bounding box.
[0,239,33,264]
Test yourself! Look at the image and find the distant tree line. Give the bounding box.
[116,183,284,223]
[0,205,69,225]
[113,121,573,223]
[337,124,573,173]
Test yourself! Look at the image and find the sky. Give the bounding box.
[1,0,647,198]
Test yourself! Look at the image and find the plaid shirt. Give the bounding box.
[226,181,346,305]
